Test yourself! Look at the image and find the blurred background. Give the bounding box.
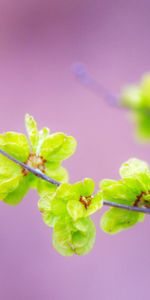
[0,0,150,299]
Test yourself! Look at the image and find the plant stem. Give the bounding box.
[0,149,60,187]
[72,62,150,115]
[72,63,120,107]
[0,148,150,214]
[103,200,150,214]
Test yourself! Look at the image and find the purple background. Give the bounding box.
[0,1,150,299]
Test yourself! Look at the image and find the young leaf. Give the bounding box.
[53,217,96,256]
[3,175,30,205]
[25,114,39,152]
[100,208,144,234]
[74,178,95,197]
[40,134,77,162]
[119,158,149,178]
[0,132,30,162]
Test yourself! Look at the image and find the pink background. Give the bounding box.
[0,1,150,299]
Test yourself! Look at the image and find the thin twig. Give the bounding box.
[72,63,120,107]
[0,148,150,214]
[0,149,60,187]
[72,63,150,115]
[103,200,150,214]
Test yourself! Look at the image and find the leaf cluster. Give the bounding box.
[0,115,150,256]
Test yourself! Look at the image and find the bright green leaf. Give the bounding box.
[40,133,77,162]
[85,192,102,216]
[100,208,145,234]
[0,132,29,162]
[119,158,149,178]
[52,217,96,256]
[42,211,58,227]
[100,179,136,205]
[67,200,85,220]
[25,114,39,152]
[45,164,69,183]
[40,133,66,160]
[3,176,30,205]
[74,178,95,197]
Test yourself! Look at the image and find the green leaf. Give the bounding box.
[0,154,21,177]
[74,217,93,232]
[40,133,67,160]
[37,180,57,198]
[100,179,116,189]
[25,114,39,152]
[38,183,74,218]
[72,231,88,248]
[67,200,85,220]
[133,173,150,193]
[38,189,61,227]
[100,159,150,213]
[51,183,79,218]
[119,158,149,178]
[55,183,78,203]
[74,178,95,197]
[42,211,58,227]
[122,177,144,196]
[48,136,77,162]
[67,178,98,220]
[45,164,69,183]
[67,192,102,221]
[0,175,20,198]
[85,192,102,216]
[52,217,96,256]
[0,132,30,162]
[51,197,68,216]
[0,154,23,199]
[38,191,55,212]
[36,127,50,155]
[39,127,50,141]
[100,208,145,234]
[40,133,77,162]
[53,217,74,254]
[74,218,96,256]
[3,176,30,205]
[100,179,136,205]
[53,234,74,257]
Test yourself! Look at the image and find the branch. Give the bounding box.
[72,63,120,107]
[0,149,60,187]
[103,200,150,214]
[72,63,150,115]
[0,148,149,214]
